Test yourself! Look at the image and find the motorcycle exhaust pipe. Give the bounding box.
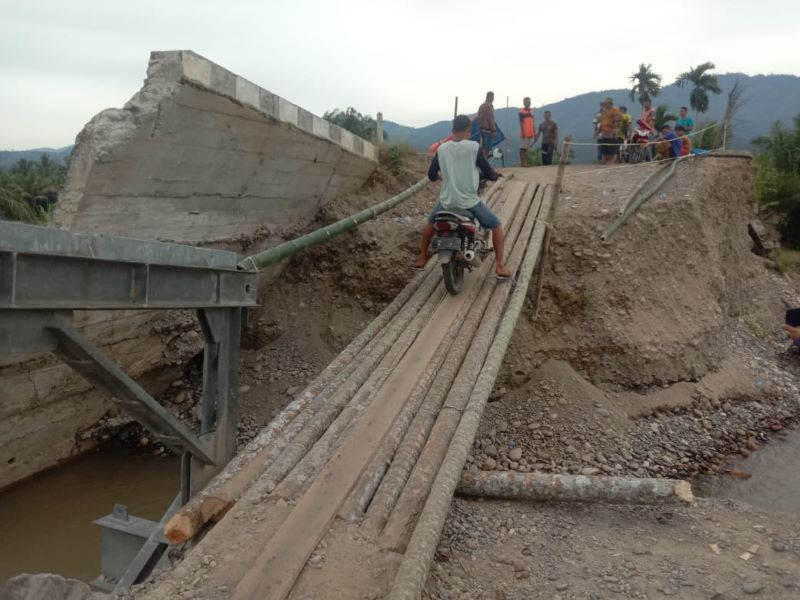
[464,249,481,267]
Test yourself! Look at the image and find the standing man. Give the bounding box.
[597,98,621,165]
[536,111,559,166]
[477,91,496,159]
[415,115,511,278]
[676,106,694,133]
[518,97,535,166]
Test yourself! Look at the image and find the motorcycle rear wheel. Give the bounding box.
[442,260,464,295]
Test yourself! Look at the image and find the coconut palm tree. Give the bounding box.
[675,62,723,116]
[629,63,662,105]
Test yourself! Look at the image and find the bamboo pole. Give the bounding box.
[616,160,673,216]
[342,183,536,523]
[387,190,554,600]
[602,155,689,241]
[237,178,429,271]
[377,186,544,549]
[458,471,695,506]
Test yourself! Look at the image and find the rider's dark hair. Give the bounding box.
[452,114,471,133]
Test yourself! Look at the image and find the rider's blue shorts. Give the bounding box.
[427,200,501,230]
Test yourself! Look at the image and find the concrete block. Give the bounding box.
[259,88,278,117]
[278,97,299,125]
[312,115,330,138]
[181,52,212,87]
[209,62,236,97]
[235,76,261,109]
[353,136,365,156]
[339,129,356,153]
[297,108,314,133]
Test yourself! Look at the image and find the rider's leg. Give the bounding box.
[491,226,511,277]
[415,222,435,268]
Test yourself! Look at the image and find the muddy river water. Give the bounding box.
[0,448,178,585]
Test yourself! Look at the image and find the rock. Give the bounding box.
[485,444,499,458]
[741,581,763,594]
[484,457,497,470]
[631,544,649,555]
[0,574,96,600]
[555,582,569,591]
[581,467,600,476]
[509,448,523,461]
[239,384,251,393]
[771,540,788,552]
[496,421,509,433]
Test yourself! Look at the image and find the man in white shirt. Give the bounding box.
[415,115,511,278]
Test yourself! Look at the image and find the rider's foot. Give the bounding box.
[413,256,428,270]
[495,265,512,278]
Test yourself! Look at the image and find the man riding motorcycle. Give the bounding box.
[414,114,512,279]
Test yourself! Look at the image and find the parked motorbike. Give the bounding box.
[430,211,488,295]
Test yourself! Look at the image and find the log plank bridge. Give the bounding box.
[0,141,693,599]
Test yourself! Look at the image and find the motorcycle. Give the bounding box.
[430,210,489,295]
[626,119,652,164]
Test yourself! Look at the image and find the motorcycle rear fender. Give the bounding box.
[438,250,454,265]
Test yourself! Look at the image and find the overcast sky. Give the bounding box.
[1,0,798,149]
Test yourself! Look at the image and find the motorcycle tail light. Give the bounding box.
[461,224,476,233]
[433,221,453,232]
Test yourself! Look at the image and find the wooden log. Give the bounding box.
[340,183,536,522]
[457,471,695,506]
[163,262,442,544]
[377,185,546,550]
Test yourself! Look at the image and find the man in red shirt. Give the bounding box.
[518,97,535,166]
[477,91,496,159]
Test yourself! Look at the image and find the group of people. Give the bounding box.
[476,92,559,166]
[593,98,695,164]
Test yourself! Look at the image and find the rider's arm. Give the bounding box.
[427,154,441,181]
[475,151,499,181]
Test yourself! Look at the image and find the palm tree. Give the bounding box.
[629,63,662,105]
[675,62,723,116]
[654,105,677,131]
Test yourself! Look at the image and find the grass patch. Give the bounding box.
[771,248,800,274]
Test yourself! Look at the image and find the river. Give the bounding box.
[0,447,178,585]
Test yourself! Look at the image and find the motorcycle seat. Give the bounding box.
[433,211,476,223]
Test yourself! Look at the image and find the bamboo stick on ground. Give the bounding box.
[388,190,554,600]
[340,183,536,522]
[457,471,695,506]
[377,186,545,550]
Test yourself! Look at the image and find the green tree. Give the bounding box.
[628,63,662,105]
[323,107,381,142]
[675,61,722,116]
[0,153,67,223]
[753,115,800,248]
[654,105,677,131]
